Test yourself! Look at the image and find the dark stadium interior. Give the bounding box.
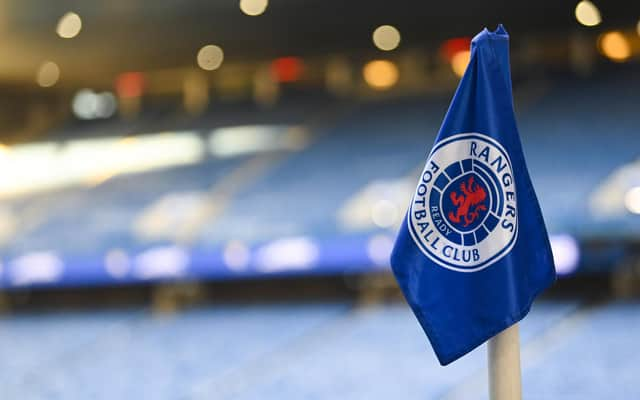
[0,0,639,399]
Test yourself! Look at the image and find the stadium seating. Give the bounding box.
[1,72,638,288]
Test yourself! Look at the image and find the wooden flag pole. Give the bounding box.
[488,323,522,400]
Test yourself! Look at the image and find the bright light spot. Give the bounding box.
[599,31,631,62]
[624,186,640,214]
[36,61,60,87]
[440,37,472,61]
[223,240,251,271]
[367,234,395,266]
[56,12,82,38]
[550,234,580,275]
[0,132,203,198]
[197,45,224,71]
[134,245,189,279]
[271,57,304,82]
[637,19,640,36]
[239,0,268,16]
[575,1,601,27]
[104,249,130,278]
[255,237,319,272]
[371,199,399,228]
[363,60,398,90]
[95,92,117,118]
[209,125,308,157]
[372,25,401,51]
[9,251,64,286]
[451,50,471,77]
[115,72,144,98]
[72,89,96,119]
[72,89,117,120]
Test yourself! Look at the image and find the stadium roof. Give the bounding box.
[0,0,637,86]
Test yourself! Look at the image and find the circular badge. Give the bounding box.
[408,133,518,272]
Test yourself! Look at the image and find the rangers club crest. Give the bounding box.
[408,133,518,272]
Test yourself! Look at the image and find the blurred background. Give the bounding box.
[0,0,639,398]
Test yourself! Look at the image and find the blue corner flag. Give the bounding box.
[390,25,556,365]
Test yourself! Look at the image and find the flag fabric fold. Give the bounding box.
[390,25,556,366]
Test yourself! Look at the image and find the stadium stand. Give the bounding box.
[0,72,638,288]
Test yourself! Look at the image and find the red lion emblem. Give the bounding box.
[448,176,488,227]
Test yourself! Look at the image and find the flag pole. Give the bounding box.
[488,322,522,400]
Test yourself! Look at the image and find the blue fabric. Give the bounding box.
[391,25,556,365]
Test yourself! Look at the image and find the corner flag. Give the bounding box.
[390,25,556,365]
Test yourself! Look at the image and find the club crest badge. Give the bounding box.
[408,133,518,272]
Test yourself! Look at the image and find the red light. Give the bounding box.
[271,57,304,83]
[115,72,145,98]
[440,37,472,61]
